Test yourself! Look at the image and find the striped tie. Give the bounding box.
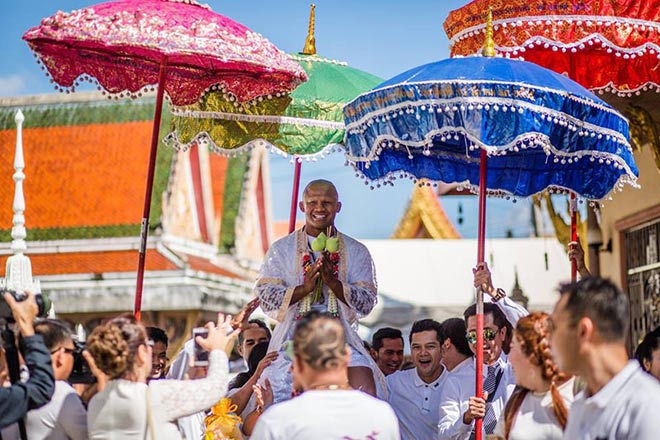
[482,364,500,434]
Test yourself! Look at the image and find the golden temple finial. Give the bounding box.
[482,8,495,57]
[302,4,317,55]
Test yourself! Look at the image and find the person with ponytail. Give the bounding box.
[86,314,237,439]
[493,312,574,440]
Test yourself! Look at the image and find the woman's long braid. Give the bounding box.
[503,312,570,439]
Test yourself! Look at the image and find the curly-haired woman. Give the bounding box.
[86,314,237,439]
[493,312,575,440]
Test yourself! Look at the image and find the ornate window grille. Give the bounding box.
[624,218,660,350]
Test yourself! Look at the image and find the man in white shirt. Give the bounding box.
[551,277,660,439]
[438,263,528,440]
[439,318,473,373]
[387,319,446,440]
[372,327,405,376]
[8,319,87,440]
[252,311,399,440]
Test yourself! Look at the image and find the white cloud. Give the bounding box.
[0,74,27,96]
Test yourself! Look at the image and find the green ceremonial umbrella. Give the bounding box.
[164,5,383,232]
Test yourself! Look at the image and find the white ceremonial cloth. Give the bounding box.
[563,361,660,440]
[494,377,576,440]
[255,229,386,401]
[166,339,206,440]
[386,367,448,440]
[252,390,400,440]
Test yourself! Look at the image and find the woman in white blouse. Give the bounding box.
[86,314,237,439]
[493,312,575,440]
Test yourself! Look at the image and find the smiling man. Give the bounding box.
[386,319,446,440]
[372,327,405,376]
[437,263,528,440]
[255,179,385,402]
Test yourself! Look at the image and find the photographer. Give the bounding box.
[3,319,88,439]
[0,291,55,428]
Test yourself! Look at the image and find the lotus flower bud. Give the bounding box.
[325,237,339,253]
[311,232,327,251]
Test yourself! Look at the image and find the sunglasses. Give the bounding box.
[465,328,499,345]
[51,346,78,356]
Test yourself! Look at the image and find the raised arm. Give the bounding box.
[152,350,229,421]
[473,262,528,327]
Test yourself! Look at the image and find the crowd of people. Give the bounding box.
[1,178,660,440]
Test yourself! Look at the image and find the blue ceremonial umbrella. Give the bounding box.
[343,55,637,199]
[342,28,638,440]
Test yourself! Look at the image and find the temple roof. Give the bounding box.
[0,92,259,314]
[392,186,460,239]
[0,92,173,240]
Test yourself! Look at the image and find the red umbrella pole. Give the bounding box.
[288,160,302,233]
[570,192,578,281]
[475,149,488,440]
[134,56,168,321]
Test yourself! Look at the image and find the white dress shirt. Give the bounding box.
[387,367,448,440]
[2,380,88,440]
[252,390,400,440]
[437,354,516,440]
[564,361,660,440]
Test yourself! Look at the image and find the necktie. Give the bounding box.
[482,364,500,434]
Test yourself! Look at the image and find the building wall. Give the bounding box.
[599,146,660,286]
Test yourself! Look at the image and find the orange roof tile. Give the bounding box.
[0,121,153,231]
[0,249,177,276]
[184,254,246,280]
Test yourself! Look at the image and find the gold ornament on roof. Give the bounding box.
[482,8,495,57]
[302,4,317,55]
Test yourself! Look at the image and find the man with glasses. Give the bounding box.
[2,319,87,439]
[438,263,527,440]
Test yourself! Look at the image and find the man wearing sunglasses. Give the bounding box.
[438,262,528,440]
[2,319,87,440]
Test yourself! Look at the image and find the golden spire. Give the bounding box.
[302,4,317,55]
[482,8,495,57]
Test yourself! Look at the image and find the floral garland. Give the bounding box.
[298,232,340,319]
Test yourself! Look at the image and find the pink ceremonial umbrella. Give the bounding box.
[23,0,307,320]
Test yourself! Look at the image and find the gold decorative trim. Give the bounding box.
[255,277,285,286]
[625,105,660,174]
[277,286,296,322]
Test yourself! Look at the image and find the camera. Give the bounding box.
[0,290,51,321]
[68,340,96,384]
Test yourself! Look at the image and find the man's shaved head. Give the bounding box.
[303,179,338,199]
[299,179,341,236]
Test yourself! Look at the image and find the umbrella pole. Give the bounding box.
[475,149,488,440]
[134,56,168,321]
[288,160,302,233]
[570,192,578,281]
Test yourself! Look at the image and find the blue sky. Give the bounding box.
[0,0,544,239]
